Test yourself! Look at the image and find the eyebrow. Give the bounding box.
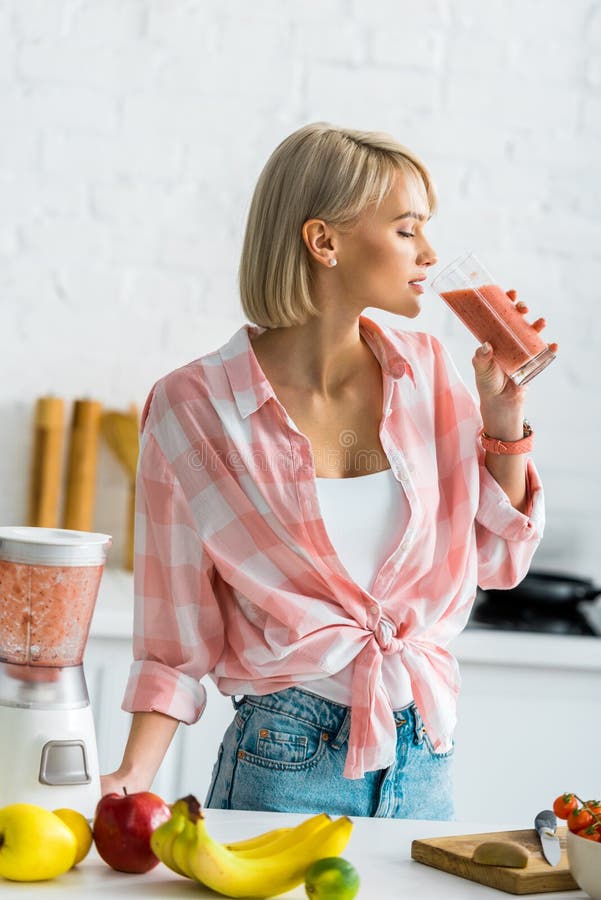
[393,211,430,222]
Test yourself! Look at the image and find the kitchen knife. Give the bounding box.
[534,809,561,866]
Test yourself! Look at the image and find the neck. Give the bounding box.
[251,260,378,399]
[252,309,372,400]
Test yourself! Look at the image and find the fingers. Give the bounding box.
[472,341,494,376]
[508,297,555,349]
[508,290,530,316]
[472,342,493,373]
[472,343,510,397]
[507,288,530,316]
[472,341,497,374]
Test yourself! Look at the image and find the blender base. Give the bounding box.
[0,703,101,819]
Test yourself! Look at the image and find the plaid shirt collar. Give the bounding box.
[220,314,415,421]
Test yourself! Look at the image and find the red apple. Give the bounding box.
[93,787,171,873]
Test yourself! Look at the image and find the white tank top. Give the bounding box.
[303,467,414,709]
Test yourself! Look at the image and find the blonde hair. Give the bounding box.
[239,122,437,328]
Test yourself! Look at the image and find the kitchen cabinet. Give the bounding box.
[448,630,601,826]
[88,570,601,823]
[3,809,588,899]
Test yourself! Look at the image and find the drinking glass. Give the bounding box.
[432,252,556,385]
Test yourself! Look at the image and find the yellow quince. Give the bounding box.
[53,808,93,865]
[0,803,77,881]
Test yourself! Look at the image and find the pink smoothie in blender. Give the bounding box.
[0,560,104,669]
[0,527,111,815]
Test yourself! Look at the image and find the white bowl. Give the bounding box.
[567,829,601,899]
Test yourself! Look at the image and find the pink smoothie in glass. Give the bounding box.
[440,283,547,375]
[0,560,104,667]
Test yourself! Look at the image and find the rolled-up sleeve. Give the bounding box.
[475,455,545,589]
[431,336,545,592]
[122,427,224,724]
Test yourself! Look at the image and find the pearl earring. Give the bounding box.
[329,258,337,267]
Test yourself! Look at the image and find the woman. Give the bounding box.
[101,123,548,819]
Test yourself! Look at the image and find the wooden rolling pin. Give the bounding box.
[28,396,65,528]
[62,399,103,532]
[100,405,139,570]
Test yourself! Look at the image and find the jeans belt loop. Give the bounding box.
[412,704,425,744]
[329,708,351,750]
[231,694,245,710]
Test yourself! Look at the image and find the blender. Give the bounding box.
[0,526,111,818]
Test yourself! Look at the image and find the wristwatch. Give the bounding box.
[479,420,534,455]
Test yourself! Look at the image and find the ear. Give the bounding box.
[301,219,337,268]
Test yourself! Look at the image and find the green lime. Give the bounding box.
[304,856,360,899]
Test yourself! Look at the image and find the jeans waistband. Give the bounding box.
[232,687,423,749]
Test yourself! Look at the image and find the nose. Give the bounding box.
[417,235,437,268]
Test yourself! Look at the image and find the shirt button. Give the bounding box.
[371,602,379,614]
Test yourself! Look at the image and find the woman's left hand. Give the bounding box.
[471,289,557,434]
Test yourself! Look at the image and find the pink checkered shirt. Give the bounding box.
[122,315,544,779]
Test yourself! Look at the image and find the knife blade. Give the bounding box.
[534,809,561,866]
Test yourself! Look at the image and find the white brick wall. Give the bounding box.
[2,0,600,583]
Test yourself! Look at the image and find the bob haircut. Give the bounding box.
[239,122,437,328]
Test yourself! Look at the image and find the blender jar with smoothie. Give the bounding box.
[432,252,556,386]
[0,526,111,816]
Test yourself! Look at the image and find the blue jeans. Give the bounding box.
[204,687,454,819]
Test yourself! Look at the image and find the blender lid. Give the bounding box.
[0,527,112,566]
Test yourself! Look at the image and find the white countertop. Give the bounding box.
[1,810,587,899]
[91,568,601,671]
[448,627,601,670]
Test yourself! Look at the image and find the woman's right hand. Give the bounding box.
[99,772,126,798]
[98,710,180,799]
[99,771,148,797]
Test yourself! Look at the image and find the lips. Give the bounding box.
[408,276,426,294]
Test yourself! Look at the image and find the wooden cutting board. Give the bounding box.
[411,827,577,894]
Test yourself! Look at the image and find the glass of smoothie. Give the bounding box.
[432,252,556,385]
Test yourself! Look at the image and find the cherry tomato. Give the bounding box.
[577,826,601,842]
[553,793,579,820]
[569,808,594,833]
[584,800,601,817]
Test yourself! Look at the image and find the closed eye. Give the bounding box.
[397,231,415,238]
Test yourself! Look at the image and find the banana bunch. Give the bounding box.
[150,795,353,899]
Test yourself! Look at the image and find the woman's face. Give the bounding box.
[335,170,437,319]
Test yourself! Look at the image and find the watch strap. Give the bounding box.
[479,420,534,455]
